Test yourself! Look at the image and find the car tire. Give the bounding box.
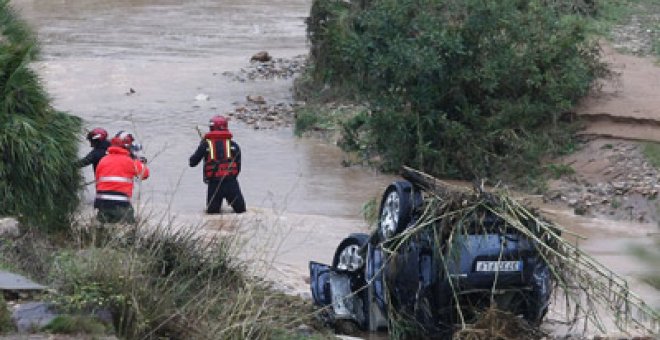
[377,180,420,241]
[523,260,552,324]
[333,233,370,271]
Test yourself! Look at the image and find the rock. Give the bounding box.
[0,217,19,238]
[195,93,210,101]
[612,182,626,190]
[250,51,272,62]
[573,203,589,216]
[246,95,266,104]
[12,302,57,333]
[545,190,562,200]
[94,307,114,325]
[295,324,313,337]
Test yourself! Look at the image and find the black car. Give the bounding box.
[309,179,553,336]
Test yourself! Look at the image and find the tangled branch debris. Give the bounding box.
[383,167,659,337]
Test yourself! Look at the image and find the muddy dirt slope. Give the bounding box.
[576,44,660,142]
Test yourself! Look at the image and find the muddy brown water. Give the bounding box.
[15,0,395,297]
[14,0,658,335]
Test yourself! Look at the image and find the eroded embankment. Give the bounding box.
[576,44,660,143]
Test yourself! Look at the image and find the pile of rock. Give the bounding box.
[222,52,307,82]
[226,95,304,130]
[545,142,659,222]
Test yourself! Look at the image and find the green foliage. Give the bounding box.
[46,223,317,339]
[610,197,621,209]
[42,315,107,335]
[545,163,576,179]
[361,196,379,227]
[294,108,327,136]
[0,0,82,229]
[630,239,660,290]
[302,0,607,185]
[0,294,13,333]
[642,142,660,169]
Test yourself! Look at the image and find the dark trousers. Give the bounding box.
[95,201,136,224]
[94,202,136,247]
[206,176,246,214]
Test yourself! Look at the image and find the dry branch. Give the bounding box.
[391,167,659,336]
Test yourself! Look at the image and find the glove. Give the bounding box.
[139,156,148,164]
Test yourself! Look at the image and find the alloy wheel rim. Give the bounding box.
[337,244,363,271]
[380,191,400,239]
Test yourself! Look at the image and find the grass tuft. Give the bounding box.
[642,142,660,169]
[41,315,107,335]
[0,294,14,333]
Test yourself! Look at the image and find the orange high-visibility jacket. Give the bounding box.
[95,146,149,200]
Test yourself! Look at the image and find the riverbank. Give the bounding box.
[0,215,329,338]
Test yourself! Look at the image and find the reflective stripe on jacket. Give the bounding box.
[95,146,149,198]
[95,193,130,202]
[203,130,239,179]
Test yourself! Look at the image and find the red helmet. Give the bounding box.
[86,127,108,142]
[209,115,228,131]
[110,131,135,150]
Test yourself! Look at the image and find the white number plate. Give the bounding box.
[475,261,522,272]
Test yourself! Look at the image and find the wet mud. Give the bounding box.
[576,44,660,143]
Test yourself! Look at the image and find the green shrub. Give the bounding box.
[0,294,13,333]
[630,239,660,290]
[294,108,326,136]
[48,222,316,339]
[301,0,607,185]
[0,0,82,229]
[545,163,576,179]
[42,315,107,335]
[642,142,660,169]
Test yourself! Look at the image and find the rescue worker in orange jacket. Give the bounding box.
[189,115,246,214]
[95,131,150,223]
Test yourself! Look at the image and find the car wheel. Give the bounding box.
[333,233,369,272]
[378,181,420,241]
[523,260,552,324]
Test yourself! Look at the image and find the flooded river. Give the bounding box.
[15,0,393,218]
[14,0,658,334]
[15,0,395,295]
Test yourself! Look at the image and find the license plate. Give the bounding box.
[475,261,521,272]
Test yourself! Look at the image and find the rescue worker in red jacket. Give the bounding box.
[189,115,246,214]
[78,127,110,173]
[95,131,150,223]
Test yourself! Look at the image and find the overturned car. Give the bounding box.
[309,170,554,337]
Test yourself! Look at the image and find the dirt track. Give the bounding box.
[576,44,660,142]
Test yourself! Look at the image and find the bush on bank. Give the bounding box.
[298,0,608,186]
[0,221,325,339]
[0,294,13,333]
[0,0,82,229]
